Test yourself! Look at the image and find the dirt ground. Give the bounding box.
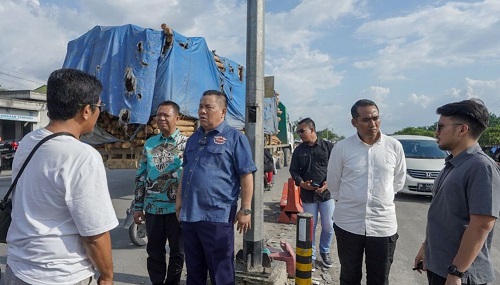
[234,167,340,284]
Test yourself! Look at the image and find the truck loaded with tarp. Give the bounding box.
[62,23,286,168]
[63,24,292,168]
[62,24,243,167]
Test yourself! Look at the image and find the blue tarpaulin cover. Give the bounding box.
[62,24,247,129]
[263,95,279,135]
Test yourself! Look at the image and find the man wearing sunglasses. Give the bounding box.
[289,117,335,270]
[414,99,500,285]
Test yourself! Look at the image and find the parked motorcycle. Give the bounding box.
[122,200,148,246]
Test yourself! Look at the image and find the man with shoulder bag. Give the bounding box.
[4,69,119,285]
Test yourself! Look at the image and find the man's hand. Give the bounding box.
[300,180,319,191]
[133,211,145,224]
[175,204,181,221]
[81,232,113,284]
[235,210,251,234]
[445,275,462,285]
[97,275,113,285]
[414,242,427,274]
[315,181,328,194]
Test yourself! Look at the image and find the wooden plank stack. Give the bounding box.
[96,112,197,149]
[95,112,197,168]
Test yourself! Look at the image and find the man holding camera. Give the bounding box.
[289,117,335,269]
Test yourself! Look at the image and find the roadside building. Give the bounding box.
[0,87,49,141]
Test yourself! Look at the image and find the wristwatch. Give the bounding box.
[447,265,465,278]
[240,208,252,215]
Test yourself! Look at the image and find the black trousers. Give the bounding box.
[427,270,486,285]
[145,212,184,285]
[334,223,398,285]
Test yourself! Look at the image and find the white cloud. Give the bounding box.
[0,0,73,88]
[358,85,391,120]
[465,77,500,97]
[362,85,390,103]
[464,77,500,115]
[1,0,499,137]
[408,93,432,109]
[354,0,500,80]
[445,87,462,98]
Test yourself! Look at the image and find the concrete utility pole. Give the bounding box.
[243,0,265,270]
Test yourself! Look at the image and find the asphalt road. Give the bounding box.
[1,167,500,284]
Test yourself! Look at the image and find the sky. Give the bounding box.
[1,0,500,137]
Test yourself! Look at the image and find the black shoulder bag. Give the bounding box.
[0,132,74,243]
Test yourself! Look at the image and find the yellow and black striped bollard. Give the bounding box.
[295,212,313,285]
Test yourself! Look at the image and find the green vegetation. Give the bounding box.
[291,113,500,146]
[292,117,345,142]
[392,113,500,146]
[317,129,345,142]
[393,126,435,137]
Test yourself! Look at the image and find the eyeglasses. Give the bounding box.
[81,103,105,112]
[296,129,308,134]
[435,122,464,132]
[199,137,207,145]
[91,103,105,112]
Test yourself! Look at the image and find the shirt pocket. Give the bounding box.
[200,145,225,168]
[183,145,197,164]
[314,149,330,167]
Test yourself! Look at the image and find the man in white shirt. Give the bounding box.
[327,99,406,285]
[5,69,118,284]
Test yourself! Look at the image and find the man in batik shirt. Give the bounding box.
[134,101,187,285]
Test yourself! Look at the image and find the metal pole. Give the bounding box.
[243,0,265,270]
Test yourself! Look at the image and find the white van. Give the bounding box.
[391,135,448,196]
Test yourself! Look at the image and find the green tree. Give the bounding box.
[317,128,344,142]
[291,117,303,140]
[479,125,500,146]
[393,126,436,137]
[391,113,500,145]
[489,113,500,127]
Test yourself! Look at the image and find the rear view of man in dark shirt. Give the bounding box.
[289,117,335,270]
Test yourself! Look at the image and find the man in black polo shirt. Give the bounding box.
[289,117,335,269]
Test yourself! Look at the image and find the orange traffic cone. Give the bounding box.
[279,181,288,210]
[277,178,303,224]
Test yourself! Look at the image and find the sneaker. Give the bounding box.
[320,252,333,268]
[311,260,316,272]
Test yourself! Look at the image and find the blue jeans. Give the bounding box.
[302,199,335,260]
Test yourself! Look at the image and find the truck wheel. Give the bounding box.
[129,223,148,246]
[283,148,291,167]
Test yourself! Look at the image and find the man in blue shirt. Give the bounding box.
[176,90,256,285]
[134,101,187,285]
